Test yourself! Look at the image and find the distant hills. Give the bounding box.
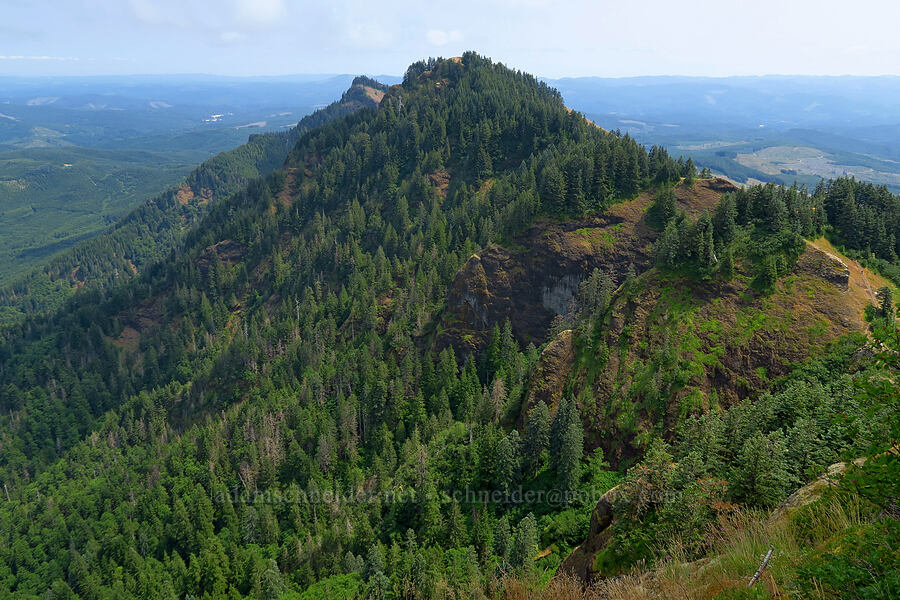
[547,75,900,191]
[0,74,400,284]
[0,76,387,322]
[3,72,896,286]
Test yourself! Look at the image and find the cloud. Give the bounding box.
[0,55,79,61]
[127,0,286,48]
[426,29,463,46]
[233,0,287,26]
[344,22,394,49]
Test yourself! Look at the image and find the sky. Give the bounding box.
[1,0,899,78]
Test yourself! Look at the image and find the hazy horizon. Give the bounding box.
[2,0,899,78]
[2,72,900,82]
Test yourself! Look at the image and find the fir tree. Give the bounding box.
[540,163,567,214]
[729,431,792,507]
[557,419,584,497]
[495,430,521,495]
[510,513,538,570]
[523,401,550,477]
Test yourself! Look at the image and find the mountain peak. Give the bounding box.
[342,75,387,106]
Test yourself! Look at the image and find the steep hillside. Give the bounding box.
[0,53,697,599]
[436,178,737,356]
[0,54,896,600]
[566,450,900,596]
[0,76,386,324]
[441,174,890,471]
[559,240,882,466]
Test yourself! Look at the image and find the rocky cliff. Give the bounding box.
[436,178,738,357]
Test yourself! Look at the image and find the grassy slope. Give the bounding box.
[594,453,900,600]
[569,237,889,464]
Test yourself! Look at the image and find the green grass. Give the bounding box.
[596,456,900,600]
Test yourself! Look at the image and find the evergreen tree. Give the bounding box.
[540,163,567,214]
[494,515,512,564]
[712,194,737,247]
[495,430,521,495]
[578,268,613,317]
[557,418,584,498]
[549,396,584,496]
[683,157,696,185]
[651,186,677,227]
[475,145,493,182]
[729,431,792,507]
[259,559,285,600]
[549,396,575,469]
[522,401,551,477]
[656,218,681,269]
[786,417,834,480]
[365,544,387,581]
[694,211,717,276]
[762,191,788,233]
[510,513,538,570]
[877,286,896,325]
[756,255,780,292]
[719,246,734,281]
[446,500,468,548]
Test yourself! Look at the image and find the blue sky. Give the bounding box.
[1,0,899,77]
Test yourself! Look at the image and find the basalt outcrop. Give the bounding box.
[436,178,740,357]
[439,178,881,471]
[558,485,621,582]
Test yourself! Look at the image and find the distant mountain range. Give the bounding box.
[546,75,900,191]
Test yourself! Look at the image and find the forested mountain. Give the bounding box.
[0,76,386,325]
[0,74,373,285]
[0,54,897,599]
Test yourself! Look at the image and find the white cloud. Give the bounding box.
[426,29,463,46]
[233,0,287,26]
[344,22,394,49]
[0,55,79,61]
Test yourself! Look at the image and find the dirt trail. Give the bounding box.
[808,237,892,308]
[860,268,875,300]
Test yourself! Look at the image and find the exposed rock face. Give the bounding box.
[438,219,646,356]
[435,179,739,359]
[439,247,537,355]
[519,329,575,423]
[542,274,582,315]
[558,485,620,582]
[770,458,863,520]
[197,239,246,275]
[772,447,897,520]
[796,245,850,290]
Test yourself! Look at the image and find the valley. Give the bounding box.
[0,74,389,283]
[549,76,900,192]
